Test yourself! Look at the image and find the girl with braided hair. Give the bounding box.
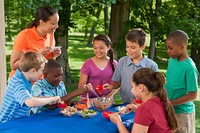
[109,68,179,133]
[78,34,118,100]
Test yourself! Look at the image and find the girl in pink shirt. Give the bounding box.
[78,34,118,100]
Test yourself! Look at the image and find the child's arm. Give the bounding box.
[45,87,87,110]
[61,87,87,104]
[25,96,60,107]
[170,92,197,106]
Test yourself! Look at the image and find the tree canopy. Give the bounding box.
[4,0,200,83]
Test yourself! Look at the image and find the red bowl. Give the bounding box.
[58,102,67,109]
[134,99,143,104]
[102,111,113,119]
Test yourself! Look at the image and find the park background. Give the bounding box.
[3,0,200,132]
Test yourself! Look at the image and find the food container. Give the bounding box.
[60,106,77,116]
[92,97,113,111]
[78,109,97,118]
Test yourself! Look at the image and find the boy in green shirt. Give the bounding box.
[164,30,199,133]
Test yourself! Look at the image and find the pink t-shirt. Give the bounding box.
[134,98,174,133]
[80,58,118,98]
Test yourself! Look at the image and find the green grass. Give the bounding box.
[5,33,200,131]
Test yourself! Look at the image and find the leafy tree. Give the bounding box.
[160,0,200,72]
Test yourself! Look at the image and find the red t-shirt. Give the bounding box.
[9,26,55,78]
[134,98,174,133]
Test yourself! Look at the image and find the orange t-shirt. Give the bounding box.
[9,26,55,78]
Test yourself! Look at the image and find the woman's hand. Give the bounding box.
[39,47,52,56]
[109,113,122,124]
[52,48,61,59]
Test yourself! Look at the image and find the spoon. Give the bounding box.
[90,89,100,99]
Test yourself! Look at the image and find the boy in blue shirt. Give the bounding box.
[0,52,60,123]
[31,59,89,114]
[104,28,158,103]
[164,30,198,133]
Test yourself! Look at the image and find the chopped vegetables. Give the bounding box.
[78,109,97,118]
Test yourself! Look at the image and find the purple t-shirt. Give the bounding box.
[81,58,118,98]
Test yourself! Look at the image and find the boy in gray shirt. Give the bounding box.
[104,28,158,103]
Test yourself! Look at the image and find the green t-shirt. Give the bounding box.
[164,58,199,114]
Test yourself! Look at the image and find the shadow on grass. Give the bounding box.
[68,39,93,63]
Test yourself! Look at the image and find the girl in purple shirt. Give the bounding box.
[78,34,118,99]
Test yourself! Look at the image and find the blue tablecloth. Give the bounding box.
[0,105,134,133]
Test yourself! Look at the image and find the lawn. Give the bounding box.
[6,33,200,132]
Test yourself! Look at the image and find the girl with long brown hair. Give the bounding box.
[109,68,179,133]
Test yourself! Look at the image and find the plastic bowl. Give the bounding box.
[92,97,113,111]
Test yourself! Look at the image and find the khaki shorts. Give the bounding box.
[175,112,195,133]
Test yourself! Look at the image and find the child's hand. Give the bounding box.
[83,83,93,93]
[109,113,122,125]
[51,96,61,104]
[86,83,93,91]
[103,83,112,90]
[126,103,137,112]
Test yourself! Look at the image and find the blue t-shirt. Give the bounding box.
[164,58,199,114]
[112,55,158,103]
[31,78,67,114]
[0,69,32,123]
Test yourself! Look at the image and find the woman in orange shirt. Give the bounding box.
[9,5,61,78]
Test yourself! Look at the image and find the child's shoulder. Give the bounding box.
[118,56,129,62]
[142,56,158,66]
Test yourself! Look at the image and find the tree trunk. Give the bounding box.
[55,0,72,84]
[148,33,156,59]
[104,6,109,34]
[191,46,200,82]
[56,25,71,84]
[109,0,131,59]
[87,5,102,46]
[148,0,161,60]
[84,17,89,41]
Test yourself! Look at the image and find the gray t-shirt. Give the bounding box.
[112,55,158,103]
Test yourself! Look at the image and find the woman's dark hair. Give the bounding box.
[132,68,179,131]
[125,28,146,47]
[27,5,58,28]
[93,34,115,72]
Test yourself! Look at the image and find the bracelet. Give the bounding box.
[83,84,88,93]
